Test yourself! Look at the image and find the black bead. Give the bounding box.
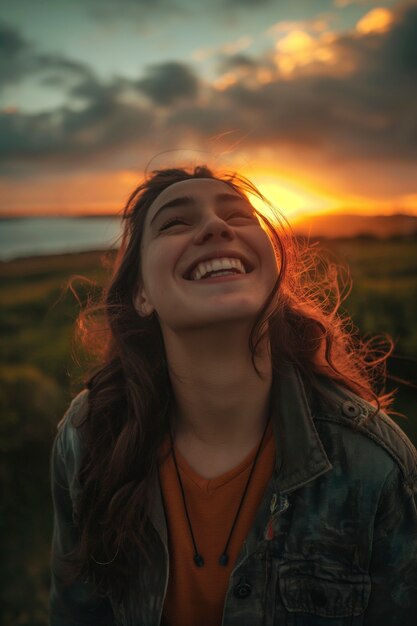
[194,554,204,567]
[219,554,229,566]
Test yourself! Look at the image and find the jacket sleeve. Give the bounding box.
[50,403,116,626]
[365,464,417,624]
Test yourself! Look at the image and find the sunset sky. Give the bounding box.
[1,0,416,222]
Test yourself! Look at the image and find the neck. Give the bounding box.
[163,322,272,448]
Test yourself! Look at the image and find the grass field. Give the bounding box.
[1,238,416,625]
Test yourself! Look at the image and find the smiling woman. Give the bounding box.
[136,178,278,334]
[50,166,417,626]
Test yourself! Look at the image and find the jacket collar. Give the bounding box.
[231,362,333,571]
[270,361,332,493]
[148,361,333,548]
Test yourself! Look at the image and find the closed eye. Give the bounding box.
[159,217,189,231]
[227,210,257,222]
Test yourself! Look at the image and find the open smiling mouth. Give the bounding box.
[184,257,254,281]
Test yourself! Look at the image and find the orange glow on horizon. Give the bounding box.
[241,166,417,228]
[1,166,417,220]
[242,168,342,221]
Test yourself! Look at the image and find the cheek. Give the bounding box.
[141,258,162,299]
[140,246,177,302]
[256,232,280,279]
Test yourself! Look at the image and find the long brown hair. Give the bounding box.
[70,165,393,598]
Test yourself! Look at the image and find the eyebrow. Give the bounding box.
[149,192,249,225]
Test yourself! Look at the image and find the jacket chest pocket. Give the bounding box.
[277,561,371,625]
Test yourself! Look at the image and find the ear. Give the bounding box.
[133,285,155,317]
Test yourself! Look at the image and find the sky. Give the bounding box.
[1,0,417,221]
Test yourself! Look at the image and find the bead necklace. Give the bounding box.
[170,417,270,567]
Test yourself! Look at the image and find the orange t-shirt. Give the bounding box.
[159,424,275,626]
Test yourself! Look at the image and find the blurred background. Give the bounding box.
[1,0,416,623]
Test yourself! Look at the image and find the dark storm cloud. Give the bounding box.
[377,4,417,76]
[169,2,417,162]
[217,53,258,74]
[2,2,417,174]
[0,20,93,87]
[0,20,26,55]
[0,58,200,171]
[169,102,247,139]
[136,62,199,105]
[0,90,154,165]
[0,19,144,169]
[0,21,32,84]
[35,55,94,83]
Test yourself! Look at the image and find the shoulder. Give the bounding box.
[51,389,90,504]
[54,389,89,463]
[57,388,89,431]
[311,375,417,487]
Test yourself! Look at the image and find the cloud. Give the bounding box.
[0,56,202,171]
[333,0,382,6]
[356,7,394,34]
[217,53,257,74]
[2,2,417,175]
[171,2,417,162]
[213,53,275,90]
[0,20,93,88]
[267,14,334,36]
[0,20,27,55]
[136,61,199,105]
[377,3,417,77]
[193,36,253,62]
[0,100,154,166]
[0,68,156,169]
[0,21,32,84]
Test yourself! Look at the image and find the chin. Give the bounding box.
[192,308,259,328]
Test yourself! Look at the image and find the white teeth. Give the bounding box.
[190,257,246,281]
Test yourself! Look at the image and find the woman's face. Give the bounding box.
[136,178,279,333]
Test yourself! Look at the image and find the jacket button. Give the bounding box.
[233,580,252,599]
[342,400,361,419]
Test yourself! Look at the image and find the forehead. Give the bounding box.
[147,177,242,218]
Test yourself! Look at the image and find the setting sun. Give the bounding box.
[242,169,338,225]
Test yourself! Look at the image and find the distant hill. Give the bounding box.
[293,213,417,239]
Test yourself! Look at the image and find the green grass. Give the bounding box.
[1,240,416,624]
[0,251,113,625]
[322,238,417,356]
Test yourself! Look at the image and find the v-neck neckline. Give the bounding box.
[171,422,273,493]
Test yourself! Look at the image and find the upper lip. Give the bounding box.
[182,250,254,279]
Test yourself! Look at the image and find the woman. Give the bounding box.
[50,166,417,625]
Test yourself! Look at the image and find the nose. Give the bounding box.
[193,213,235,245]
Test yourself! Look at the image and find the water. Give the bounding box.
[0,217,123,261]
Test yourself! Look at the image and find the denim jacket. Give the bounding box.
[50,364,417,625]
